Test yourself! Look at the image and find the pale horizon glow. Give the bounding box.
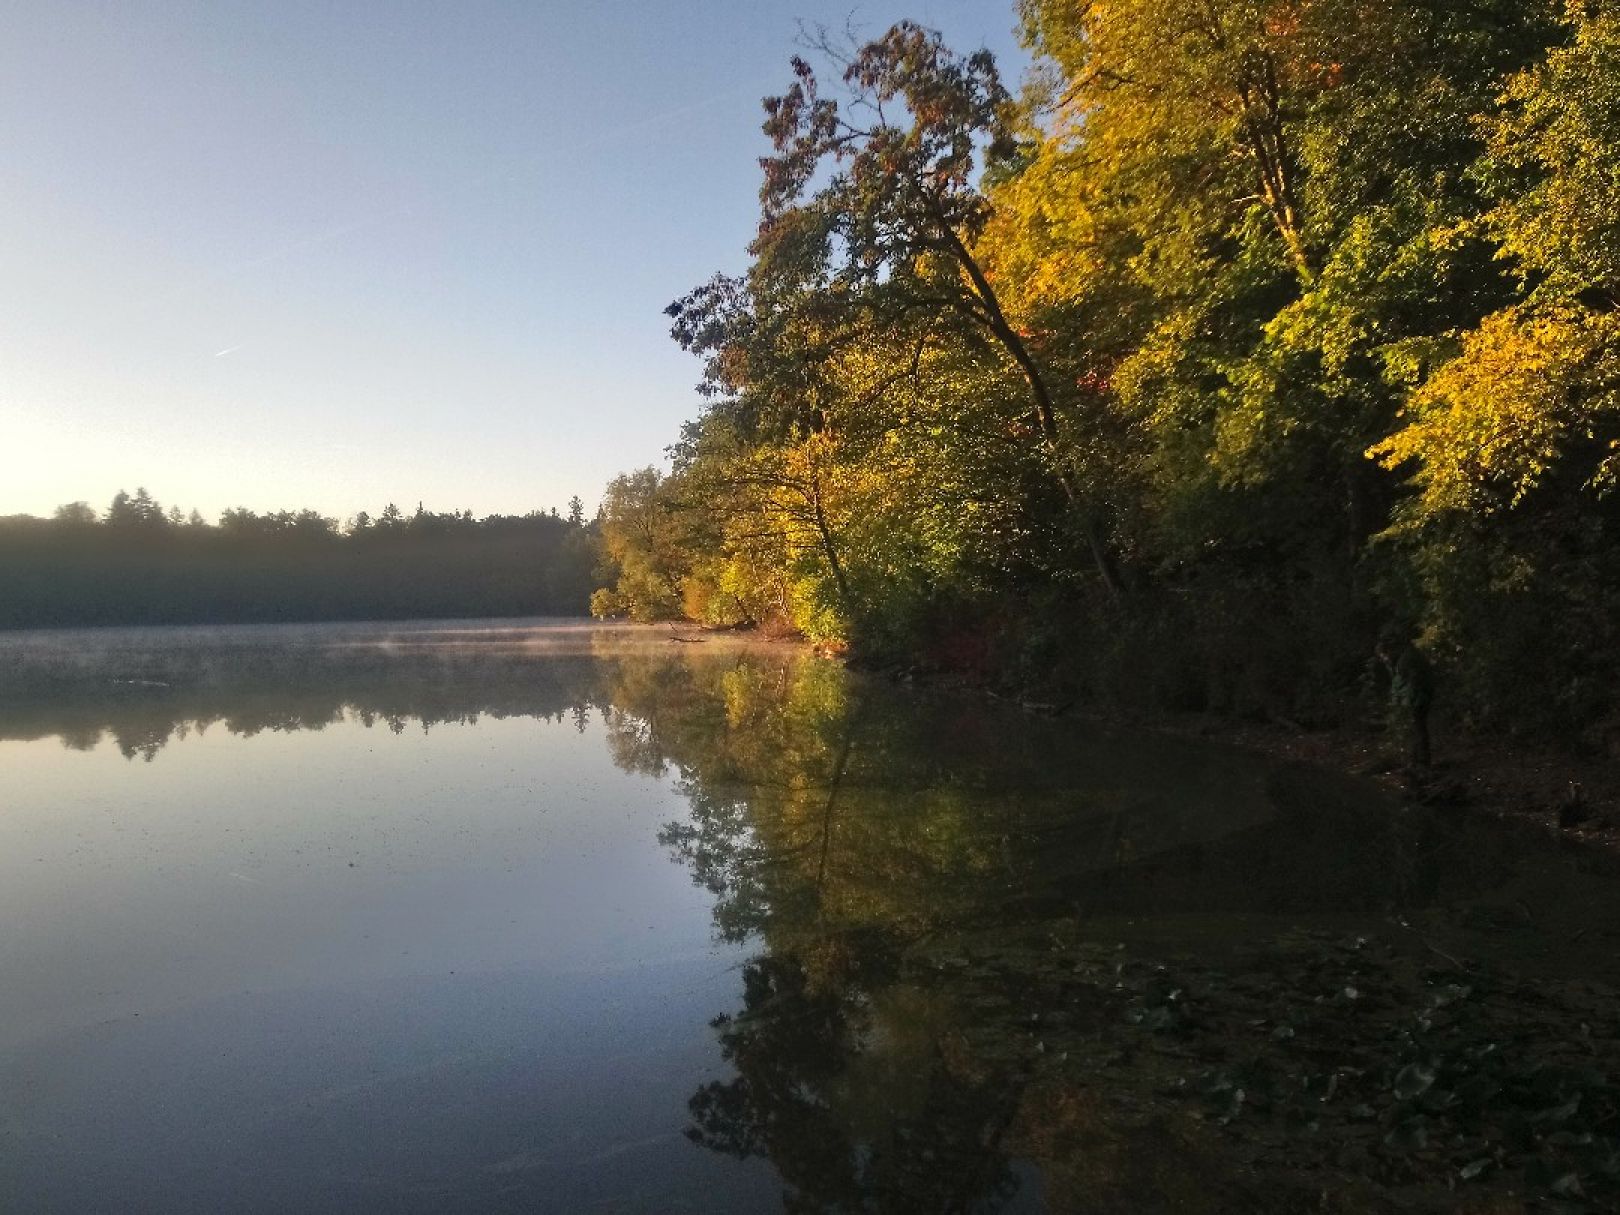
[0,2,1022,523]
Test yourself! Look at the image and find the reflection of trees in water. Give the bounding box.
[37,696,602,763]
[601,648,1620,1213]
[595,649,1070,1209]
[0,629,634,760]
[689,951,1024,1215]
[12,630,1620,1207]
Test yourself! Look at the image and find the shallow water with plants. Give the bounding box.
[1,621,1617,1213]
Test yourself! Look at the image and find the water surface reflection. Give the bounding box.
[2,621,1617,1212]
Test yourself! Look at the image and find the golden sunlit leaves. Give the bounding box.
[1371,306,1620,516]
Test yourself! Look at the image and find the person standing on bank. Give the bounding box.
[1377,626,1435,768]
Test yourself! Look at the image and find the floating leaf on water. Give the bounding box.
[1384,1115,1430,1151]
[1218,1088,1246,1126]
[1304,1072,1339,1103]
[1534,1095,1582,1126]
[1524,1155,1586,1197]
[1142,1005,1176,1032]
[1549,1170,1583,1198]
[1394,1062,1437,1100]
[1431,984,1473,1009]
[1419,1087,1458,1113]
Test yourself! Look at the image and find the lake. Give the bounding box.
[2,620,1618,1212]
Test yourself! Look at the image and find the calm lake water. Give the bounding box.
[2,620,1618,1213]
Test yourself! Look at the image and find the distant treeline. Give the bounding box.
[0,489,600,628]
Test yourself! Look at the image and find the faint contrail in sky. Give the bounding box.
[146,210,408,312]
[601,78,780,140]
[213,343,246,358]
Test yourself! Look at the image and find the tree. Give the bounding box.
[669,22,1126,597]
[592,468,689,621]
[1011,0,1554,545]
[105,487,167,529]
[1373,1,1620,517]
[598,1,1620,734]
[218,507,261,536]
[1,493,603,627]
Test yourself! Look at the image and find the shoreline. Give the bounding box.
[837,648,1620,857]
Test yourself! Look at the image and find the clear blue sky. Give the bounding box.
[1,1,1024,522]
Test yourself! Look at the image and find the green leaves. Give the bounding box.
[630,1,1620,735]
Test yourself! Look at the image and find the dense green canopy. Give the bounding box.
[594,1,1620,735]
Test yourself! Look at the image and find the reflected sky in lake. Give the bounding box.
[3,621,1619,1212]
[1,622,782,1213]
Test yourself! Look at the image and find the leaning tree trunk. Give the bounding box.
[937,217,1129,602]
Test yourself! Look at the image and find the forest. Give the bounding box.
[591,0,1620,741]
[0,488,598,627]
